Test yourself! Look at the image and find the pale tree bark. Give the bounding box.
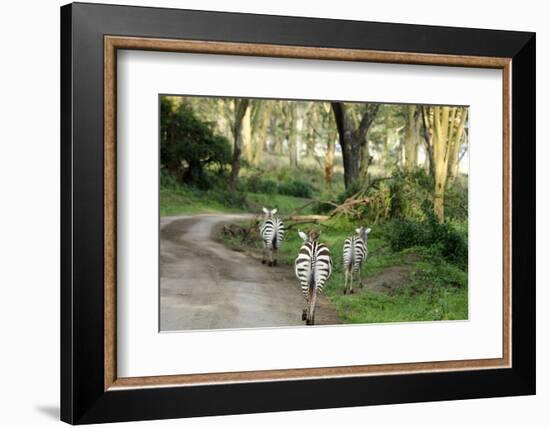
[426,106,468,222]
[421,106,435,177]
[288,102,311,168]
[251,102,273,165]
[313,103,336,185]
[292,104,304,167]
[331,102,379,190]
[229,99,250,189]
[240,106,252,162]
[305,128,316,158]
[384,113,392,164]
[288,110,298,167]
[324,133,336,185]
[269,112,284,154]
[446,109,468,187]
[404,105,420,170]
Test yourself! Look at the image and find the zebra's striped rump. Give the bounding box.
[295,241,332,297]
[260,207,284,266]
[342,227,371,294]
[295,235,332,325]
[343,236,367,273]
[261,217,284,251]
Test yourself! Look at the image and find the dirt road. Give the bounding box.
[160,214,341,331]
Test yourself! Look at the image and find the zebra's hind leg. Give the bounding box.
[306,307,315,325]
[343,269,349,295]
[267,247,273,266]
[302,308,307,321]
[359,265,364,288]
[262,243,266,264]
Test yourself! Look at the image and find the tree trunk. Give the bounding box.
[289,103,305,167]
[324,133,336,185]
[331,102,379,190]
[305,129,316,158]
[240,107,252,162]
[288,131,297,168]
[404,105,420,170]
[185,159,203,184]
[432,106,449,223]
[229,99,250,189]
[421,106,435,178]
[446,109,468,187]
[434,193,445,223]
[384,113,391,165]
[426,106,467,223]
[359,139,373,184]
[340,135,361,189]
[251,102,273,165]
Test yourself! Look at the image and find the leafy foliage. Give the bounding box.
[161,97,231,189]
[241,174,278,195]
[277,179,314,198]
[241,174,314,198]
[385,217,468,269]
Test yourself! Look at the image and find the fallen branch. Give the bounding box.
[290,199,339,215]
[283,215,330,221]
[329,177,392,218]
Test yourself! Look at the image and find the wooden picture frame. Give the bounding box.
[61,2,535,424]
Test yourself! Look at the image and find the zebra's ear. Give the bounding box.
[365,228,372,234]
[262,207,269,214]
[271,208,278,215]
[355,228,362,235]
[298,231,308,241]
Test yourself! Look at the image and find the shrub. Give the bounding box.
[160,167,182,190]
[387,220,430,251]
[243,175,278,194]
[388,168,434,220]
[429,220,468,269]
[386,217,467,269]
[443,177,469,221]
[278,179,314,198]
[213,189,248,208]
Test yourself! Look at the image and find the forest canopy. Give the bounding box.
[160,95,468,224]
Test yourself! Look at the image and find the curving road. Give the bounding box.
[160,214,341,331]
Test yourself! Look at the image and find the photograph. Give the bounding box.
[159,95,469,331]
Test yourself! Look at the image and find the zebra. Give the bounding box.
[342,226,372,295]
[260,207,284,266]
[295,230,333,325]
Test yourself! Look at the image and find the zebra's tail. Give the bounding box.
[272,234,278,250]
[308,271,315,293]
[345,257,354,272]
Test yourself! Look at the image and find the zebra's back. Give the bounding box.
[343,236,367,272]
[295,241,332,297]
[261,217,284,249]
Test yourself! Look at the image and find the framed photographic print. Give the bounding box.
[60,2,536,424]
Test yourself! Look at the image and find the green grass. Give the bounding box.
[246,192,313,214]
[160,186,241,215]
[328,286,468,324]
[160,184,313,216]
